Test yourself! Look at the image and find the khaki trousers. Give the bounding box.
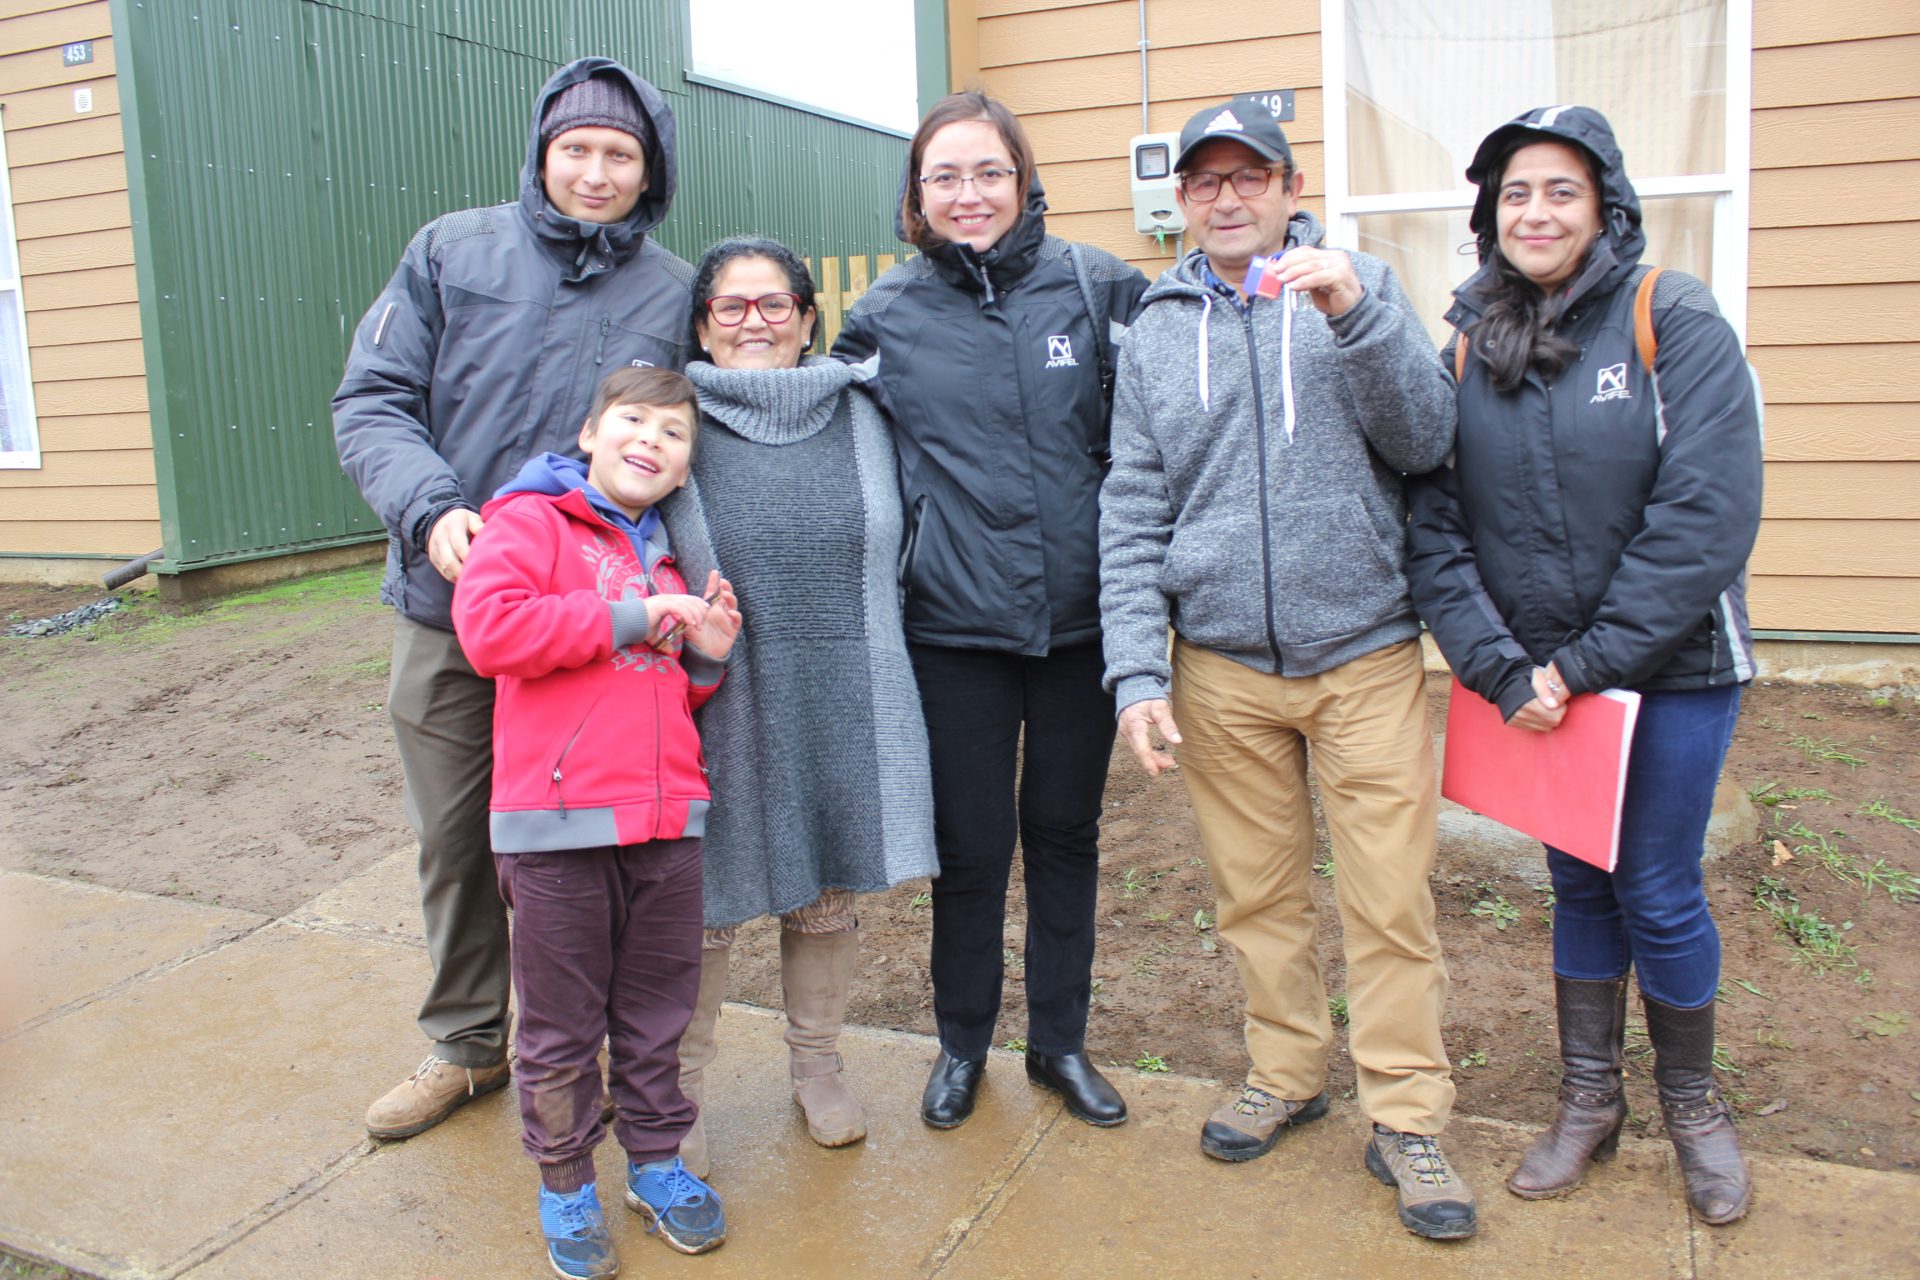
[1171,637,1454,1133]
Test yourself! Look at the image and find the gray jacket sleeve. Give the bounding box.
[1097,337,1175,714]
[332,230,469,552]
[1326,261,1456,474]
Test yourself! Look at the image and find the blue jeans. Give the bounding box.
[1548,684,1743,1009]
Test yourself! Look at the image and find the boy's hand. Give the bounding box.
[683,571,741,659]
[646,572,742,659]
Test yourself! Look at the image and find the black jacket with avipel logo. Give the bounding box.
[832,183,1149,654]
[1406,107,1763,720]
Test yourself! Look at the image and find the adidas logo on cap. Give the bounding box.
[1205,109,1244,134]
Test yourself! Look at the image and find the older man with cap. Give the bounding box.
[1098,98,1471,1239]
[335,56,692,1144]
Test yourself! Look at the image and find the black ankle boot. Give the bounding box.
[1508,976,1628,1199]
[1644,994,1751,1224]
[1025,1051,1127,1126]
[921,1050,985,1129]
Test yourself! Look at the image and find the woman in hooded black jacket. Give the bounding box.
[833,92,1148,1130]
[1406,107,1762,1225]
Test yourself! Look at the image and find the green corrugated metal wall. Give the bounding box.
[110,0,913,572]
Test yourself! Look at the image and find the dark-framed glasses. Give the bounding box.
[918,167,1016,199]
[1178,165,1285,202]
[705,292,801,326]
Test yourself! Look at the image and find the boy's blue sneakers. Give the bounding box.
[537,1182,618,1279]
[624,1156,727,1254]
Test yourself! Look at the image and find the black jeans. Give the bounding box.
[910,641,1115,1060]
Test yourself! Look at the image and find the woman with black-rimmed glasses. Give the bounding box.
[659,235,938,1179]
[832,92,1149,1132]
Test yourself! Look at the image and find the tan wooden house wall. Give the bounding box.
[961,0,1920,636]
[0,0,155,566]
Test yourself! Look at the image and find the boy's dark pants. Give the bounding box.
[495,838,703,1192]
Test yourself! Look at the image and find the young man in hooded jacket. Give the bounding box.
[334,57,694,1141]
[1098,99,1473,1240]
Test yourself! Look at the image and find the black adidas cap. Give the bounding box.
[1174,99,1295,174]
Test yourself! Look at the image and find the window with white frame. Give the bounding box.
[1322,0,1751,345]
[0,110,39,469]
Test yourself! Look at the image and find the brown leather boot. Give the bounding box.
[1508,976,1629,1198]
[676,945,730,1179]
[1644,994,1752,1224]
[782,928,866,1147]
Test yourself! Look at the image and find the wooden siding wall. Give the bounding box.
[0,0,155,560]
[1748,1,1919,634]
[970,0,1920,636]
[972,0,1324,279]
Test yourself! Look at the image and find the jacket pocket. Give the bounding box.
[898,492,928,593]
[1266,496,1407,645]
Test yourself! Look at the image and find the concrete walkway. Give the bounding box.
[0,856,1908,1280]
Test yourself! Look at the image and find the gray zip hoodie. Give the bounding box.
[1098,211,1455,713]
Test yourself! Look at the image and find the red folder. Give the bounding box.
[1440,677,1642,872]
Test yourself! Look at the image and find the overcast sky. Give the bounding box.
[688,0,921,133]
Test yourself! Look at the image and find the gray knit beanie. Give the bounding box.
[540,72,650,152]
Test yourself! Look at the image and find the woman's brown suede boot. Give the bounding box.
[1508,976,1629,1198]
[676,945,730,1179]
[782,927,867,1147]
[1644,993,1752,1224]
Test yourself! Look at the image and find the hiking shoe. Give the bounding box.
[364,1055,510,1140]
[1365,1125,1478,1240]
[624,1156,726,1255]
[537,1182,618,1279]
[1200,1085,1329,1161]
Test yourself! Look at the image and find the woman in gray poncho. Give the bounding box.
[662,236,938,1174]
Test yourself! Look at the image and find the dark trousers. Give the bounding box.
[910,642,1115,1060]
[1549,685,1744,1009]
[388,616,510,1068]
[495,839,703,1192]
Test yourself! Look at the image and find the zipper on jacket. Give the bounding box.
[1239,306,1286,670]
[595,316,611,366]
[549,693,606,818]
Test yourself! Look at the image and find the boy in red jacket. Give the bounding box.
[453,366,741,1279]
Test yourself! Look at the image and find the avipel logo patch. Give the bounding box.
[1590,362,1631,404]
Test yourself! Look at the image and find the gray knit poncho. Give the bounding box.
[664,356,939,928]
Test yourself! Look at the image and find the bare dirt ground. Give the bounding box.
[4,568,1916,1177]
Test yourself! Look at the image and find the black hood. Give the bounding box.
[518,57,678,282]
[1459,105,1644,311]
[898,167,1051,297]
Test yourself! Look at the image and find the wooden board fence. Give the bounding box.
[810,254,899,349]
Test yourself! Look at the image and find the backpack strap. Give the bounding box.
[1068,241,1117,462]
[1068,242,1114,404]
[1633,266,1663,370]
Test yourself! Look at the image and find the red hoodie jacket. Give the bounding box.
[452,471,723,854]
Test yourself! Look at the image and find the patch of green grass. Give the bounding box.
[1003,1037,1028,1053]
[1118,867,1151,899]
[1002,947,1024,975]
[1144,908,1171,923]
[1852,1011,1909,1039]
[1328,993,1349,1025]
[98,564,386,646]
[1753,875,1859,973]
[908,891,932,909]
[1459,1048,1488,1069]
[1133,1053,1170,1073]
[1859,799,1920,832]
[0,1252,76,1280]
[1788,734,1866,767]
[1749,782,1833,807]
[1313,857,1336,879]
[1130,954,1159,978]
